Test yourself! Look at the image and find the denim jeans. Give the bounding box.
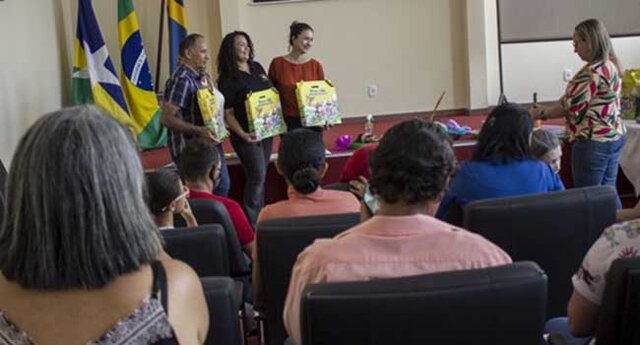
[572,136,626,209]
[213,144,230,197]
[230,134,273,226]
[544,317,592,345]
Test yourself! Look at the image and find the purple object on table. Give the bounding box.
[447,119,471,136]
[334,135,353,151]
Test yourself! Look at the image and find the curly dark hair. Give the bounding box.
[369,119,456,205]
[473,103,533,164]
[217,31,255,80]
[177,138,220,182]
[278,129,325,194]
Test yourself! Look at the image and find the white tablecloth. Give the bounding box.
[620,120,640,196]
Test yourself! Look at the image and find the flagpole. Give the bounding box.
[155,0,166,93]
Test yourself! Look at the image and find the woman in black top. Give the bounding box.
[217,31,273,225]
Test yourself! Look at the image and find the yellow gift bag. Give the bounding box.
[296,80,341,127]
[245,88,287,140]
[621,69,640,120]
[197,87,229,140]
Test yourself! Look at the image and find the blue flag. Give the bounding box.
[72,0,135,130]
[168,0,187,73]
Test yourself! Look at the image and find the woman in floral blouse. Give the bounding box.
[531,18,626,208]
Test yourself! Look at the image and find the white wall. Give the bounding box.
[502,36,640,104]
[221,0,470,118]
[0,0,67,166]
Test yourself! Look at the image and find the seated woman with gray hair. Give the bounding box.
[0,106,208,343]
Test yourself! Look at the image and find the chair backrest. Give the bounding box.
[176,198,251,277]
[463,186,617,318]
[201,276,243,345]
[301,261,547,345]
[257,212,360,345]
[323,182,352,192]
[596,257,640,344]
[162,224,230,277]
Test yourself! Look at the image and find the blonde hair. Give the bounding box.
[574,18,621,71]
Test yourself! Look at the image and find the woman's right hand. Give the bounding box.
[529,104,544,120]
[241,131,258,143]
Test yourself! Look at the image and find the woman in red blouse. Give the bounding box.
[268,21,325,131]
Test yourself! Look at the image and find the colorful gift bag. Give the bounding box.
[621,69,640,120]
[245,88,287,140]
[197,87,229,140]
[296,80,341,127]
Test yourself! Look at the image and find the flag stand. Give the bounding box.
[155,0,166,93]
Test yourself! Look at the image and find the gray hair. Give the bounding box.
[530,129,560,159]
[575,18,620,71]
[0,106,162,290]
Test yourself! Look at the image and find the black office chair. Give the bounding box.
[301,261,547,345]
[323,182,352,192]
[595,257,640,344]
[162,224,230,277]
[201,276,244,345]
[175,198,251,278]
[256,213,360,345]
[463,186,617,318]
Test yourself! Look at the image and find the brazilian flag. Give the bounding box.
[118,0,166,149]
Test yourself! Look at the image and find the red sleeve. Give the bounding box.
[341,145,376,182]
[316,60,325,80]
[225,199,256,245]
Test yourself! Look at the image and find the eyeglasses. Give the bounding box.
[161,186,190,212]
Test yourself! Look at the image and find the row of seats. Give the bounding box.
[299,257,640,345]
[168,185,621,345]
[2,155,631,344]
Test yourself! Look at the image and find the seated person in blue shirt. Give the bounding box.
[436,103,564,225]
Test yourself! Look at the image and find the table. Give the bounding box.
[226,140,476,205]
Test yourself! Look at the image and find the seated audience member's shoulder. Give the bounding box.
[160,258,202,290]
[446,224,512,264]
[326,188,360,203]
[296,227,360,266]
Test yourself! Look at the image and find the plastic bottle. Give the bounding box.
[364,113,374,137]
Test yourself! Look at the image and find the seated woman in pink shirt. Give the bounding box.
[257,129,360,223]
